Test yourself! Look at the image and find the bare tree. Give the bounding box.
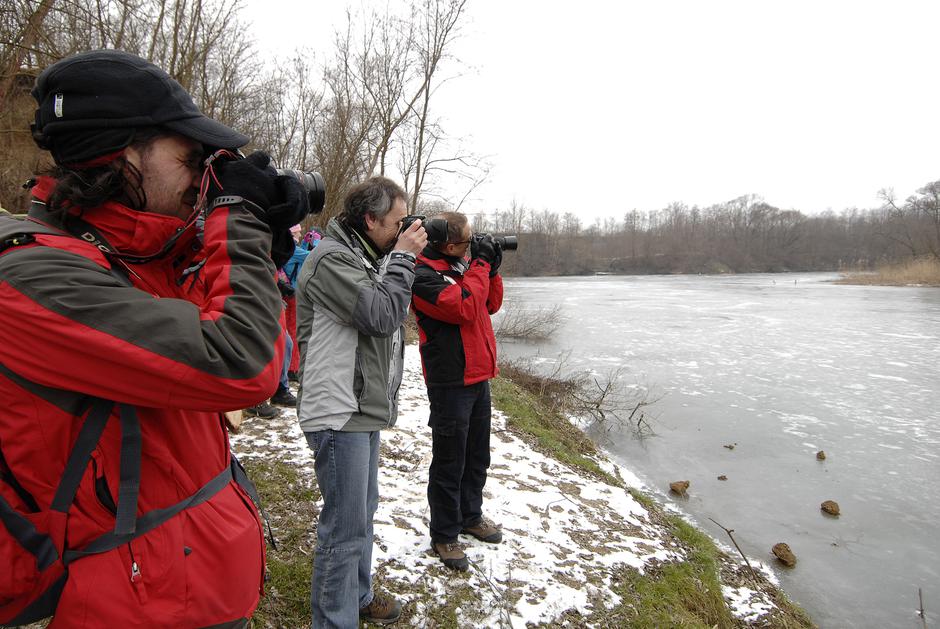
[877,187,919,258]
[0,0,267,210]
[355,8,419,176]
[0,0,54,107]
[908,180,940,260]
[408,0,466,211]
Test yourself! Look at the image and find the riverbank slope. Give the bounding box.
[231,346,811,627]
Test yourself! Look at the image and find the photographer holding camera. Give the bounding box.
[295,176,426,627]
[0,50,309,627]
[410,211,505,571]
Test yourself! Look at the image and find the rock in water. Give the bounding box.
[816,450,826,460]
[821,500,840,516]
[717,475,728,481]
[669,480,690,495]
[772,542,797,566]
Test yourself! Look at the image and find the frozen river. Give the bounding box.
[497,273,940,628]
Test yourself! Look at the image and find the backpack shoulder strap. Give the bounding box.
[0,205,132,287]
[0,214,61,254]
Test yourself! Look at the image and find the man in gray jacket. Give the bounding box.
[295,177,426,627]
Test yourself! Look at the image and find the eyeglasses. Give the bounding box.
[448,239,472,246]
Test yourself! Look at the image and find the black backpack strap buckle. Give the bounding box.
[0,233,36,254]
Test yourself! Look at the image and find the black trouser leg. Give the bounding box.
[427,382,490,543]
[460,381,491,528]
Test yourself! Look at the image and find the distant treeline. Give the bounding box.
[470,188,940,276]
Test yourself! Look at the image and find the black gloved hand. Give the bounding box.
[488,239,503,277]
[271,228,296,269]
[206,151,311,268]
[471,234,497,265]
[207,151,310,229]
[266,175,311,231]
[277,278,295,298]
[206,151,277,215]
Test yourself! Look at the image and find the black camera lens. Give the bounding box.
[276,169,325,215]
[401,215,449,244]
[424,218,449,243]
[495,235,518,251]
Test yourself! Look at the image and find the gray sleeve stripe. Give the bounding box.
[0,213,282,380]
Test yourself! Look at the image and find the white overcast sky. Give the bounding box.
[244,0,940,222]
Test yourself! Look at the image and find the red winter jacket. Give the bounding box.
[0,178,284,627]
[411,249,503,387]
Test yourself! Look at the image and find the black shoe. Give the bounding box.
[270,385,297,407]
[245,400,279,419]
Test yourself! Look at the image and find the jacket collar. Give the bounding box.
[31,176,196,260]
[419,246,469,275]
[326,217,383,267]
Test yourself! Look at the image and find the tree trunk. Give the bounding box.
[0,0,55,107]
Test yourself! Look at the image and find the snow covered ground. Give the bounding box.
[231,346,778,627]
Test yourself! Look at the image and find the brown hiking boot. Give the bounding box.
[359,593,402,625]
[432,542,469,571]
[461,517,503,543]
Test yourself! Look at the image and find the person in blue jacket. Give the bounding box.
[279,225,311,386]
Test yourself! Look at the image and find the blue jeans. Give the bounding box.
[304,430,379,629]
[280,332,293,390]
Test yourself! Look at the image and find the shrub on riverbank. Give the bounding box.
[491,365,616,485]
[837,256,940,286]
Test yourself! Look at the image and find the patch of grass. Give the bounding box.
[532,510,735,629]
[242,458,317,629]
[404,310,419,344]
[610,494,815,629]
[591,515,735,629]
[837,256,940,286]
[628,487,657,511]
[491,373,620,487]
[378,572,485,628]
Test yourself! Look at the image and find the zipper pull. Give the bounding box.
[130,560,142,583]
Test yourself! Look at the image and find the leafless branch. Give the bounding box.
[708,517,762,587]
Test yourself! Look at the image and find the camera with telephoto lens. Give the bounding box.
[400,214,449,243]
[275,168,326,215]
[472,232,519,251]
[205,149,326,216]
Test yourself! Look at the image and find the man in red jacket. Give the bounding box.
[410,212,505,571]
[0,50,307,627]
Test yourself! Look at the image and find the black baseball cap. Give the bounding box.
[32,49,248,164]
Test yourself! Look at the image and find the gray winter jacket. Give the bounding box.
[295,217,416,432]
